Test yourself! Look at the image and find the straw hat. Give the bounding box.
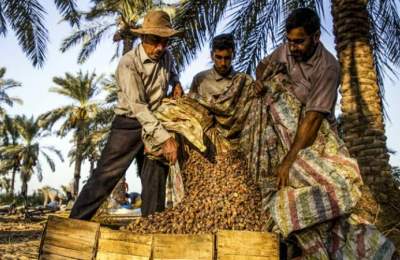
[131,10,182,38]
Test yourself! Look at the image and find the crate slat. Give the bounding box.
[153,234,214,260]
[217,230,279,260]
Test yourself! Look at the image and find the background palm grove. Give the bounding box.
[1,0,400,248]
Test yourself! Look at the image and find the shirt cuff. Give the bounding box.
[152,126,172,147]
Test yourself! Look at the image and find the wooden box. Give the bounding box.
[96,228,152,260]
[216,230,279,260]
[39,215,100,260]
[153,234,214,260]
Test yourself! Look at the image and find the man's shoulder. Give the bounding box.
[263,44,288,63]
[193,69,214,81]
[319,44,340,71]
[118,46,140,67]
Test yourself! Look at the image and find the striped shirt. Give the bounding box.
[114,43,179,147]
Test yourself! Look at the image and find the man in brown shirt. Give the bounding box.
[256,8,340,188]
[70,10,183,219]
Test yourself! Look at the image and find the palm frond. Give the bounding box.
[53,0,81,26]
[78,23,116,63]
[170,0,229,71]
[368,0,400,77]
[0,3,7,36]
[3,0,48,67]
[227,0,286,73]
[38,105,74,130]
[40,150,56,172]
[60,22,114,64]
[42,146,64,162]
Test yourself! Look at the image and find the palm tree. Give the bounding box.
[68,107,113,178]
[330,0,399,195]
[0,115,64,203]
[0,0,80,67]
[0,67,22,115]
[39,71,104,196]
[60,0,179,63]
[0,115,21,195]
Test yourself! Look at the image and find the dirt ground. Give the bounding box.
[0,214,45,259]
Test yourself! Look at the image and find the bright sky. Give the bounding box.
[1,1,399,195]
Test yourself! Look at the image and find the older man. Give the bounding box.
[70,10,183,219]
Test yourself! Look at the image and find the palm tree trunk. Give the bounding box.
[331,0,394,196]
[122,37,134,55]
[9,167,16,196]
[331,0,400,248]
[73,128,84,197]
[21,177,28,205]
[89,160,95,178]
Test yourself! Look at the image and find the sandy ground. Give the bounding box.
[0,214,45,259]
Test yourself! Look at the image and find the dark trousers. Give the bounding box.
[69,116,168,220]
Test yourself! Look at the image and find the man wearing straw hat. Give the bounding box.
[70,10,184,219]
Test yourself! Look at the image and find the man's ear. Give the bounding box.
[313,30,321,43]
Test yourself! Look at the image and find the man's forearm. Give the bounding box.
[284,111,324,164]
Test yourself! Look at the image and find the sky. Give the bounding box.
[1,1,399,195]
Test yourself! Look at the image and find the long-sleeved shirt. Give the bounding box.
[114,43,179,147]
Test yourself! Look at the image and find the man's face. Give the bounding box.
[142,35,169,61]
[287,27,320,62]
[212,48,234,76]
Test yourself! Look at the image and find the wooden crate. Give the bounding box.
[39,215,100,260]
[96,227,152,260]
[153,234,214,260]
[216,230,279,260]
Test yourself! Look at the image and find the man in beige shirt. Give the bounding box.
[189,34,254,153]
[70,10,183,219]
[255,8,340,188]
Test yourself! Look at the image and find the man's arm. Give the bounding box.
[116,58,178,163]
[276,111,324,188]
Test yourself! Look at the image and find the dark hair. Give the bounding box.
[211,33,235,52]
[285,8,320,35]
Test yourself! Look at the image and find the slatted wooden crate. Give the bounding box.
[96,227,152,260]
[39,215,100,260]
[216,230,279,260]
[152,234,214,260]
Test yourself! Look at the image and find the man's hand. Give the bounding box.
[275,160,292,188]
[172,83,183,98]
[162,137,178,164]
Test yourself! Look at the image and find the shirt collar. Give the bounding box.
[139,43,155,64]
[304,43,322,66]
[212,67,237,81]
[285,42,322,67]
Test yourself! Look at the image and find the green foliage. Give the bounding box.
[0,0,79,67]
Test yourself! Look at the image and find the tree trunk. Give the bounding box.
[89,160,95,179]
[73,128,84,197]
[331,0,394,195]
[9,167,16,196]
[122,37,134,55]
[21,177,28,205]
[331,0,400,247]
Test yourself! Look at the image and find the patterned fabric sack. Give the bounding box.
[240,61,395,259]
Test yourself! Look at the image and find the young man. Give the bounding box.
[69,10,183,219]
[189,34,254,154]
[256,8,340,188]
